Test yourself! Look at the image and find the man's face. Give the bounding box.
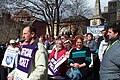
[22,26,32,42]
[107,28,118,39]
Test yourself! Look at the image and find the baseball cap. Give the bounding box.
[9,39,16,44]
[64,40,71,44]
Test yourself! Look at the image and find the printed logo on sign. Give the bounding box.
[48,58,59,75]
[48,62,58,72]
[87,26,104,36]
[6,56,13,65]
[21,48,33,58]
[14,45,35,80]
[19,57,29,68]
[48,54,67,75]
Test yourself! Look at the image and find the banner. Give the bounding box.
[48,53,67,75]
[87,26,104,36]
[14,45,35,80]
[2,46,19,68]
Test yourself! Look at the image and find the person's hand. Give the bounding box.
[7,76,13,80]
[86,41,90,47]
[73,63,79,68]
[79,63,86,68]
[87,41,90,44]
[70,63,74,67]
[100,59,102,63]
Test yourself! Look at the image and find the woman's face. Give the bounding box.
[76,38,83,49]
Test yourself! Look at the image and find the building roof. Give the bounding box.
[60,15,89,22]
[91,14,105,20]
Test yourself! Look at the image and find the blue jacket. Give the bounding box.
[83,40,97,54]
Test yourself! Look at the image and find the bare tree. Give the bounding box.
[9,0,64,36]
[60,0,92,35]
[0,0,17,14]
[0,0,20,43]
[0,10,20,43]
[0,0,92,37]
[61,0,92,18]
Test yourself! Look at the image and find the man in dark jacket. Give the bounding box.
[100,24,120,80]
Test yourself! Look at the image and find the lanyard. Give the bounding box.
[106,40,119,51]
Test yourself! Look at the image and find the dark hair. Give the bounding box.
[23,25,37,39]
[29,26,37,35]
[101,29,106,32]
[23,25,37,35]
[109,24,120,36]
[86,33,93,37]
[103,30,109,42]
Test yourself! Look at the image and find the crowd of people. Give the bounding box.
[0,23,120,80]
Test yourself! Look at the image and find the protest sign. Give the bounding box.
[87,26,104,36]
[14,45,35,80]
[48,54,67,75]
[2,46,19,68]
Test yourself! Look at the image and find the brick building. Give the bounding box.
[102,0,120,25]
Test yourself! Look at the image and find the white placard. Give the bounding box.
[2,46,19,68]
[87,26,105,36]
[14,45,35,80]
[14,69,28,80]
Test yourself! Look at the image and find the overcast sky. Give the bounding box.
[88,0,111,12]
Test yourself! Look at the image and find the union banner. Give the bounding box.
[48,53,67,75]
[2,46,19,68]
[14,45,35,80]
